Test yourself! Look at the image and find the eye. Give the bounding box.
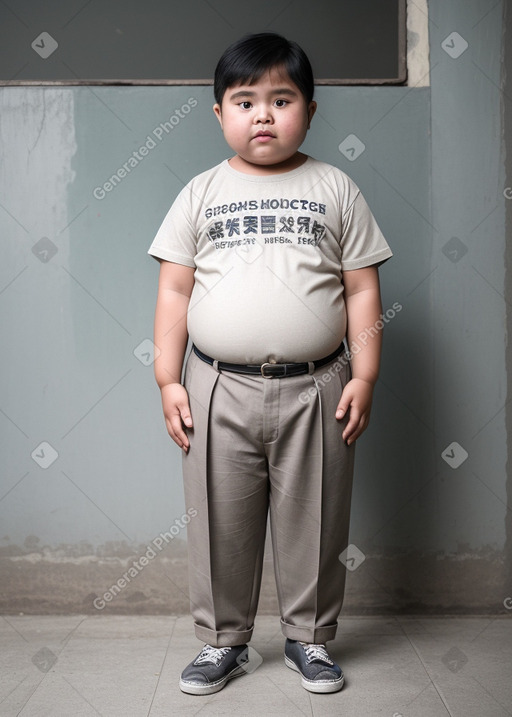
[239,101,252,110]
[274,99,288,108]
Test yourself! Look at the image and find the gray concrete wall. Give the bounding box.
[0,0,510,615]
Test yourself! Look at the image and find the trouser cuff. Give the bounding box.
[280,618,338,644]
[194,622,253,647]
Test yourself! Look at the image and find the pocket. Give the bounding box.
[311,352,350,414]
[345,350,353,383]
[335,351,351,393]
[183,347,194,388]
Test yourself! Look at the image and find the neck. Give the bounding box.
[228,152,308,175]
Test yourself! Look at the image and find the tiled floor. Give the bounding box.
[1,614,511,716]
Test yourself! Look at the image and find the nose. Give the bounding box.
[254,103,273,124]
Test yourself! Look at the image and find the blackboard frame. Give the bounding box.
[0,0,407,87]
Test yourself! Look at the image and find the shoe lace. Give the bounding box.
[301,643,334,665]
[194,644,232,666]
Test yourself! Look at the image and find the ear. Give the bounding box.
[307,101,317,129]
[213,103,223,129]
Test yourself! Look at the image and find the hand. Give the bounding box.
[335,378,374,445]
[160,383,193,452]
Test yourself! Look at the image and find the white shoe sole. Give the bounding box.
[285,655,345,694]
[179,664,247,695]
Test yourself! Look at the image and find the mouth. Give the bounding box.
[253,130,275,142]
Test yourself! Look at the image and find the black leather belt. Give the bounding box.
[192,342,346,378]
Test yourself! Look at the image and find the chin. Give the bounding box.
[257,157,284,165]
[250,153,290,165]
[240,155,278,166]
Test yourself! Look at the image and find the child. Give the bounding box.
[148,32,392,696]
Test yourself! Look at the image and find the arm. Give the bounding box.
[335,265,383,445]
[153,259,196,452]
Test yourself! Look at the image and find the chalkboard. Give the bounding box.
[0,0,406,85]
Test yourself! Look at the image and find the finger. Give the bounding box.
[168,414,190,450]
[178,402,193,428]
[165,417,184,448]
[344,413,369,445]
[342,408,363,443]
[336,403,348,419]
[335,392,353,419]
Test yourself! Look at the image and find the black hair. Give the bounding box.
[213,33,314,106]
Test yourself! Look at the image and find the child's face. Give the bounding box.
[213,66,316,173]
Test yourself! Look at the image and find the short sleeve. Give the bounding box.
[147,185,197,267]
[340,191,393,271]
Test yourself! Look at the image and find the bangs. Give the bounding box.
[214,34,314,105]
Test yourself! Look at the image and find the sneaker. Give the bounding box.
[179,644,249,695]
[284,639,344,693]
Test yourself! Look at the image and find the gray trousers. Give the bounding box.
[182,346,355,647]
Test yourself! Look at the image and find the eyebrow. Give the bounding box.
[228,87,299,100]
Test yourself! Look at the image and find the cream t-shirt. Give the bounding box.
[148,156,392,363]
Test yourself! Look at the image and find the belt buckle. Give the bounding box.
[260,362,285,378]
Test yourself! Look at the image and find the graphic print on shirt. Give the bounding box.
[204,197,327,251]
